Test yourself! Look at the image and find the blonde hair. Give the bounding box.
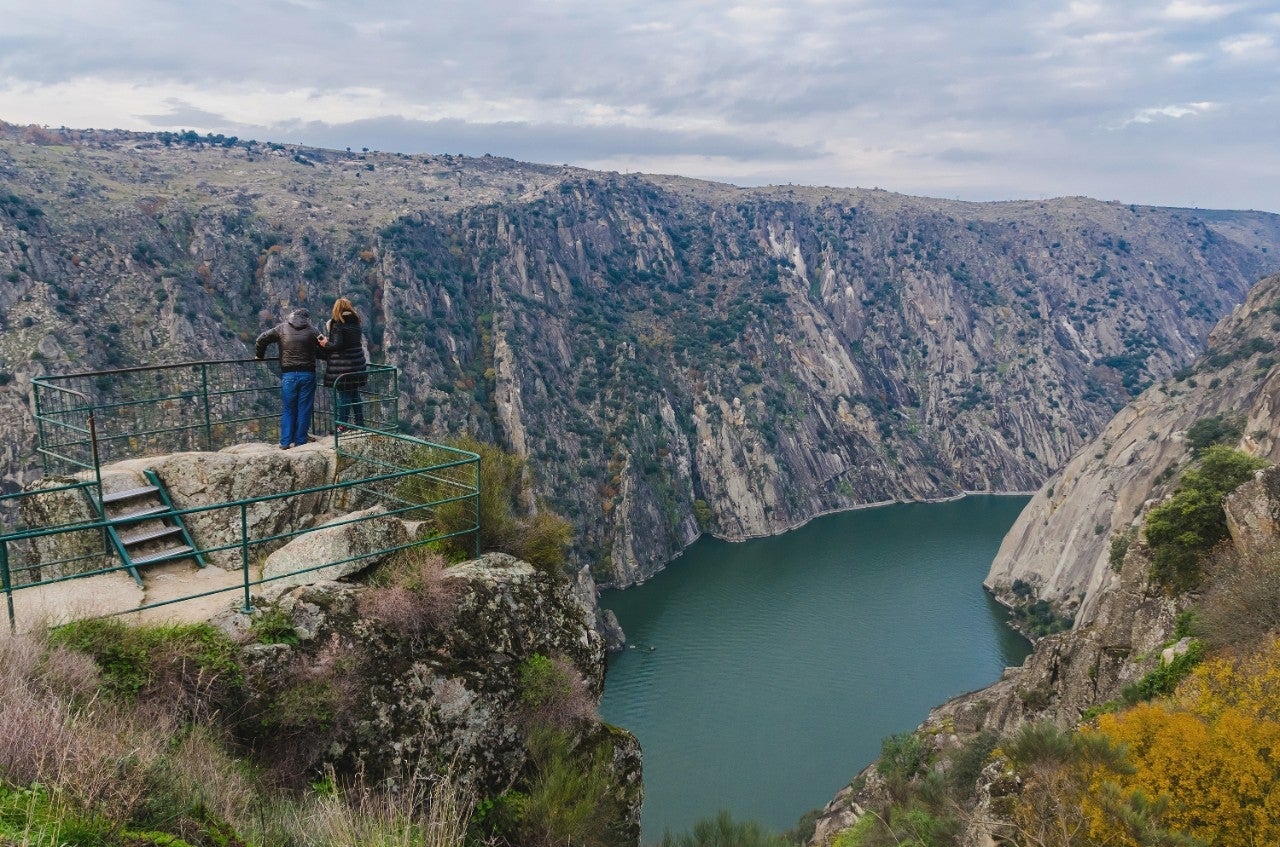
[331,297,359,324]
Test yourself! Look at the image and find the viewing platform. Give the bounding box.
[1,358,480,632]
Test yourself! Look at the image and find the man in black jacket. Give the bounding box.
[254,308,327,449]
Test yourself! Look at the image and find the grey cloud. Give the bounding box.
[139,101,230,128]
[1,0,1278,210]
[934,148,998,164]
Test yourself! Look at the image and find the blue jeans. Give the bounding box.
[280,371,316,447]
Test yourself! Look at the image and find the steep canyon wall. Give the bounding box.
[3,125,1280,587]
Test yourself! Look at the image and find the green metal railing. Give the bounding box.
[31,358,400,474]
[2,360,479,630]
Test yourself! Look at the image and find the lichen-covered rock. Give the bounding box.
[1224,464,1280,559]
[16,475,105,581]
[223,553,641,839]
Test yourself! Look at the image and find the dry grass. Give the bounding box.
[253,761,473,847]
[0,626,476,847]
[1200,541,1280,650]
[360,545,462,634]
[518,653,598,733]
[0,634,169,824]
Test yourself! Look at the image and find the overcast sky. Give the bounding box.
[1,0,1277,211]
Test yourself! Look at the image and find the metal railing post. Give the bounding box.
[33,384,49,475]
[390,367,400,430]
[240,503,252,613]
[88,412,109,558]
[201,362,213,450]
[474,454,482,558]
[1,540,14,632]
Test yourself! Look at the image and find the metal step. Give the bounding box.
[101,485,160,505]
[108,504,170,523]
[117,524,184,547]
[128,544,195,566]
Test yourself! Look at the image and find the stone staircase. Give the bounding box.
[96,469,205,585]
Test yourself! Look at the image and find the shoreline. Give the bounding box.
[604,489,1036,590]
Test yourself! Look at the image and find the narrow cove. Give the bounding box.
[598,496,1033,840]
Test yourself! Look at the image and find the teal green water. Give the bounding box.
[598,496,1032,841]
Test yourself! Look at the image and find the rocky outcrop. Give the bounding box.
[14,476,104,582]
[1222,463,1280,560]
[219,553,642,840]
[98,443,337,569]
[2,126,1279,588]
[986,273,1280,624]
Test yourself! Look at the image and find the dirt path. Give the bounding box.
[2,560,259,636]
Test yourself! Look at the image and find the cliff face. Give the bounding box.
[986,272,1280,624]
[815,275,1280,843]
[3,125,1280,586]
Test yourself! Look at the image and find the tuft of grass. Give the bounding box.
[660,809,790,847]
[250,606,300,646]
[401,435,574,575]
[358,545,461,634]
[48,618,242,700]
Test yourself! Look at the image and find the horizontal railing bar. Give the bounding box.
[1,455,478,544]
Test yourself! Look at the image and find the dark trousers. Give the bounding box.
[280,371,316,447]
[336,387,364,428]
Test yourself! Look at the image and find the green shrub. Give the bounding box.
[1144,446,1268,591]
[946,730,999,800]
[877,731,929,797]
[1121,640,1206,705]
[1011,598,1074,637]
[1108,526,1137,572]
[403,435,573,574]
[693,499,713,529]
[1006,722,1075,768]
[520,729,625,847]
[660,809,790,847]
[1185,414,1244,455]
[830,814,876,847]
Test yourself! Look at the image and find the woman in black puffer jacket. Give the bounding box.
[323,297,368,431]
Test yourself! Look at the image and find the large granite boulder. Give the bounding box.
[259,505,410,591]
[15,476,105,582]
[1224,464,1280,559]
[109,442,335,569]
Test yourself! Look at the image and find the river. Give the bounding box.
[598,496,1032,841]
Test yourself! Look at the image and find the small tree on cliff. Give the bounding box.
[1144,445,1267,592]
[403,435,573,574]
